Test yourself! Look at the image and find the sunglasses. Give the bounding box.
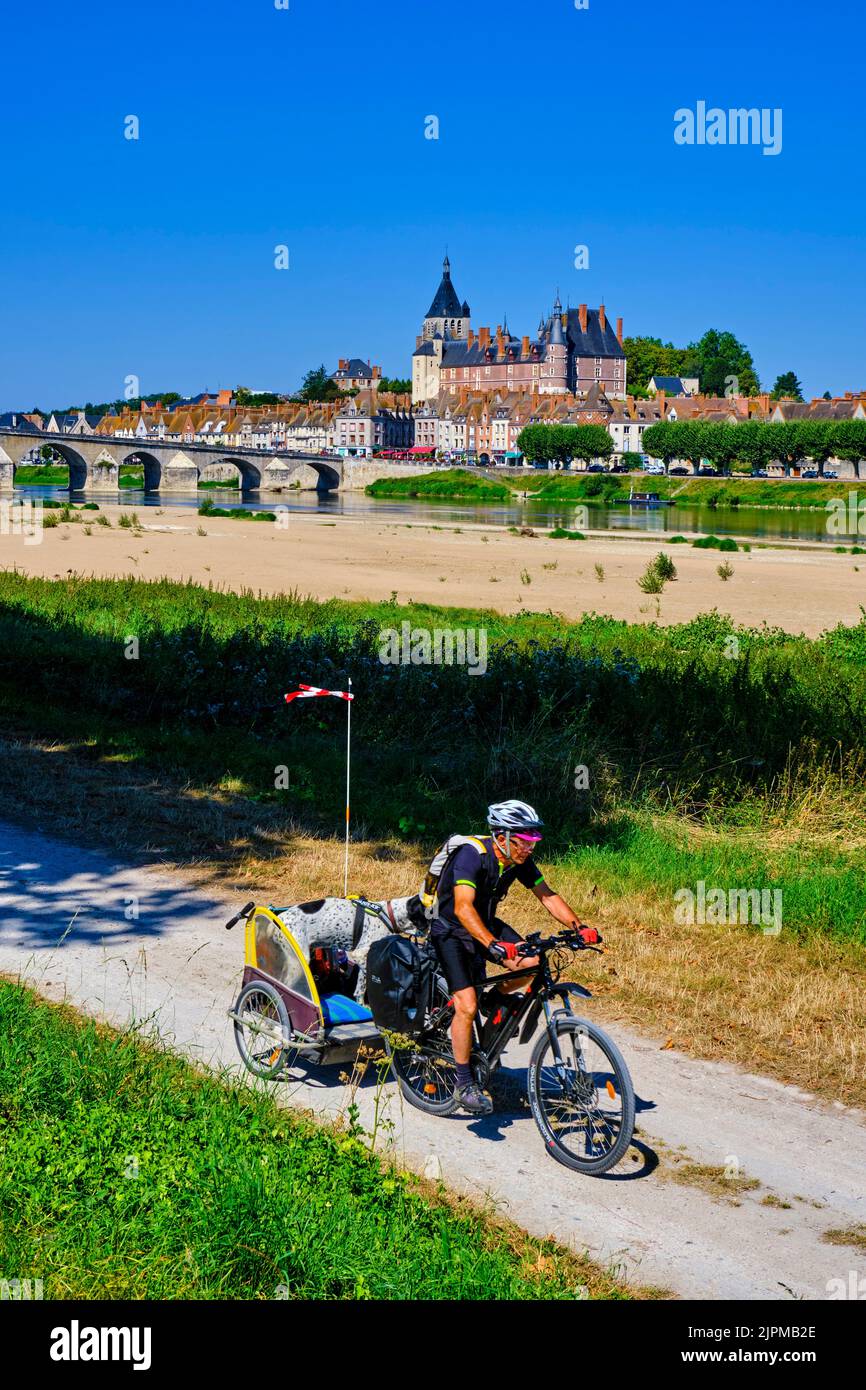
[509,833,543,846]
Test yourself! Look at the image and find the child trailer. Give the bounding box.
[225,900,384,1077]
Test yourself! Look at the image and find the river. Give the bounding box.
[11,484,843,545]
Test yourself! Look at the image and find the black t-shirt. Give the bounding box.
[433,835,545,945]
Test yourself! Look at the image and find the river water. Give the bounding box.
[12,484,843,545]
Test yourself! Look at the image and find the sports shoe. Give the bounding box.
[454,1082,494,1116]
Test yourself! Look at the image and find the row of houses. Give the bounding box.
[7,385,866,467]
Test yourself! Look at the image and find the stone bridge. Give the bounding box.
[0,430,433,494]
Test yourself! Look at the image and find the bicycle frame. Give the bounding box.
[427,940,593,1076]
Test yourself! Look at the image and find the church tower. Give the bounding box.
[413,255,472,402]
[539,291,568,395]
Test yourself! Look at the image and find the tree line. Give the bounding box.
[641,419,866,476]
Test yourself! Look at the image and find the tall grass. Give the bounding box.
[0,981,627,1300]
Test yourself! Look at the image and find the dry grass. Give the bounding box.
[660,1159,762,1205]
[821,1225,866,1251]
[1,730,865,1111]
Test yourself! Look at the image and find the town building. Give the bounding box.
[412,256,627,403]
[647,375,700,397]
[331,359,382,392]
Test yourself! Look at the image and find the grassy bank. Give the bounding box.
[366,467,511,500]
[0,981,632,1299]
[13,464,69,485]
[364,468,858,512]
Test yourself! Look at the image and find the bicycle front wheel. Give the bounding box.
[528,1016,635,1175]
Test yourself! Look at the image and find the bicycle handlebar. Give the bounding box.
[518,928,603,955]
[224,901,255,931]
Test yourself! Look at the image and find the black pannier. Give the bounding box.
[366,935,436,1037]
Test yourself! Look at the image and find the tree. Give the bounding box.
[516,423,611,466]
[641,422,681,471]
[771,371,804,401]
[830,421,866,481]
[622,336,687,392]
[684,329,760,397]
[236,387,283,408]
[378,377,412,394]
[294,366,342,403]
[798,420,835,475]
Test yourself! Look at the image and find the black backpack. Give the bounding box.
[366,935,436,1038]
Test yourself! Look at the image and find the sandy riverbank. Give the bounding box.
[2,502,864,634]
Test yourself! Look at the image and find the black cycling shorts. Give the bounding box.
[432,918,523,995]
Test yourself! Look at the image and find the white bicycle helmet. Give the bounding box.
[486,800,544,836]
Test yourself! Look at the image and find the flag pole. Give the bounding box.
[343,676,352,896]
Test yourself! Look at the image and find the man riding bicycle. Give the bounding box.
[431,799,596,1116]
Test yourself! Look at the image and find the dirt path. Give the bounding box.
[1,818,863,1300]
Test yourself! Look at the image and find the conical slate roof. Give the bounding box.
[425,256,465,318]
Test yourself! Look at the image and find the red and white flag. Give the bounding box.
[284,683,354,703]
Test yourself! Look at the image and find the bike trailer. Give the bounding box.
[229,903,382,1066]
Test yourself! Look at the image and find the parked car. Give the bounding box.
[669,466,690,476]
[824,469,838,479]
[697,467,719,477]
[587,462,607,472]
[610,462,632,473]
[802,469,818,479]
[755,469,769,478]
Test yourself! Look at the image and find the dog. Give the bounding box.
[276,894,426,1003]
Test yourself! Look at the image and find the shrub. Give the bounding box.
[692,535,738,552]
[717,560,734,581]
[653,553,677,582]
[550,528,586,540]
[638,561,665,594]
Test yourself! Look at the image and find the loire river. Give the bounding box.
[12,484,842,545]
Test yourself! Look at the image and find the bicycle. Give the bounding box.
[384,927,636,1176]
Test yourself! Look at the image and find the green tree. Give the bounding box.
[798,420,835,475]
[771,371,804,401]
[830,421,866,481]
[295,366,342,403]
[641,422,680,471]
[684,329,760,397]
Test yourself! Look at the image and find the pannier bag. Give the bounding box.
[366,935,436,1037]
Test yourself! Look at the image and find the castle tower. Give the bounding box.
[539,292,568,395]
[413,256,472,403]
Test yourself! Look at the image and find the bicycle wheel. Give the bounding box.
[528,1016,635,1175]
[384,1029,459,1115]
[232,979,293,1080]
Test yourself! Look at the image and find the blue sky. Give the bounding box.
[1,0,863,410]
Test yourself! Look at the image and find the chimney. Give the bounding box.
[599,305,606,333]
[496,325,504,353]
[373,365,381,379]
[467,328,475,349]
[338,359,347,371]
[616,316,623,346]
[658,390,666,415]
[479,326,491,349]
[521,334,529,356]
[578,304,587,333]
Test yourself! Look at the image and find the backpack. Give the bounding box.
[418,834,489,918]
[366,934,437,1037]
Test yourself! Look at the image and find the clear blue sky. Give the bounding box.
[1,0,863,411]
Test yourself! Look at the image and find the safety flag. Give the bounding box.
[284,684,354,703]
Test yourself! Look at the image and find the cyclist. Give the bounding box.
[431,799,596,1116]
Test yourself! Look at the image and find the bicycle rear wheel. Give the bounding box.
[528,1016,635,1175]
[384,1030,459,1115]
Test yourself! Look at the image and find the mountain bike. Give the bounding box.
[383,928,635,1176]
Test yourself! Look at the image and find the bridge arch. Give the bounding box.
[209,456,262,491]
[120,450,162,492]
[39,441,91,491]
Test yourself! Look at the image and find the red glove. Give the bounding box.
[488,939,519,962]
[576,925,601,946]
